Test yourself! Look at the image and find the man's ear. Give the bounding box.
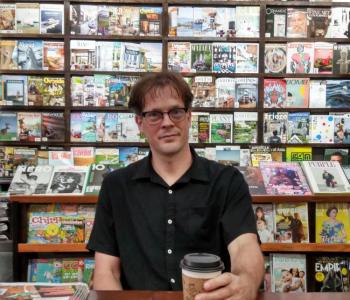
[135,115,143,132]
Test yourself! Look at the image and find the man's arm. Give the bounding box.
[195,233,264,300]
[93,252,123,290]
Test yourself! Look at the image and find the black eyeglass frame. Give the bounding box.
[141,107,189,124]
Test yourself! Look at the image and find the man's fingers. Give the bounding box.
[203,273,234,291]
[195,286,234,300]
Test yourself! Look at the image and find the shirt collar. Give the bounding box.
[131,146,210,183]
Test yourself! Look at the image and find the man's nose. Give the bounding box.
[160,113,174,126]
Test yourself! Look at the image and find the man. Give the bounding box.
[87,72,264,299]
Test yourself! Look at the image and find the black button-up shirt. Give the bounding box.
[87,148,257,290]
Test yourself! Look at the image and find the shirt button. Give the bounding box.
[170,278,175,283]
[168,190,173,194]
[168,219,173,225]
[167,249,172,254]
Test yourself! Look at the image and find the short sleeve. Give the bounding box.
[87,177,120,257]
[220,170,257,245]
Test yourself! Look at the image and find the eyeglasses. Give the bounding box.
[141,107,188,125]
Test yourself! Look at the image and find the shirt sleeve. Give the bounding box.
[220,169,257,245]
[87,175,120,257]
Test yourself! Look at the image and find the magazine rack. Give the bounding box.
[2,0,350,289]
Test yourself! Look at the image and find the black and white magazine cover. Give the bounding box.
[8,165,54,195]
[46,166,89,195]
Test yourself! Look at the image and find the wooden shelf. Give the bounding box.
[263,108,350,113]
[261,243,350,253]
[70,35,162,41]
[10,194,98,204]
[18,243,88,253]
[166,36,260,43]
[252,195,350,203]
[9,194,350,205]
[168,0,263,6]
[0,106,65,111]
[0,70,64,75]
[17,242,350,253]
[0,34,64,39]
[263,73,350,79]
[265,38,350,43]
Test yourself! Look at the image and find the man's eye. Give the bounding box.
[148,112,161,118]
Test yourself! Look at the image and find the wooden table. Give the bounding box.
[88,290,350,300]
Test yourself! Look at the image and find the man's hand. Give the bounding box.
[194,272,256,300]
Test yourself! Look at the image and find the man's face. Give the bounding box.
[135,86,191,157]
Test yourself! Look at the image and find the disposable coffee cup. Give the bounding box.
[180,253,224,300]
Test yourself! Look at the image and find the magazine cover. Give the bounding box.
[110,6,140,36]
[119,147,138,167]
[307,8,332,38]
[212,43,236,73]
[273,202,309,243]
[41,112,65,142]
[252,204,274,242]
[0,4,16,33]
[8,165,54,195]
[43,41,64,71]
[287,42,314,74]
[103,113,118,142]
[70,5,97,35]
[263,112,288,144]
[0,40,18,70]
[2,75,27,106]
[235,6,260,37]
[0,282,89,300]
[139,6,162,36]
[215,7,235,38]
[237,167,266,195]
[287,8,307,38]
[70,40,96,71]
[215,146,240,166]
[311,256,350,292]
[193,7,218,37]
[315,203,350,244]
[215,78,235,108]
[264,44,287,74]
[324,148,349,165]
[309,115,334,144]
[191,76,216,108]
[46,166,89,195]
[71,147,94,167]
[28,76,44,106]
[265,7,286,37]
[326,7,350,38]
[260,162,312,196]
[0,112,17,141]
[17,112,42,142]
[28,258,62,283]
[117,112,140,143]
[235,78,258,108]
[70,113,82,142]
[326,80,350,108]
[271,253,307,292]
[81,112,96,142]
[42,77,65,106]
[333,44,350,75]
[191,43,212,73]
[17,40,43,70]
[233,112,258,144]
[16,3,40,34]
[313,42,333,74]
[0,147,14,179]
[85,163,115,195]
[287,112,310,143]
[167,42,191,73]
[264,79,286,108]
[301,161,350,194]
[309,80,327,108]
[236,43,259,73]
[48,151,74,166]
[40,4,64,34]
[13,148,37,168]
[170,6,193,37]
[331,114,350,144]
[210,114,233,143]
[286,147,312,162]
[71,77,84,106]
[250,145,272,168]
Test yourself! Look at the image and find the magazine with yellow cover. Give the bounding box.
[315,202,350,244]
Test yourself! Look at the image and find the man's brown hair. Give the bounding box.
[128,72,193,115]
